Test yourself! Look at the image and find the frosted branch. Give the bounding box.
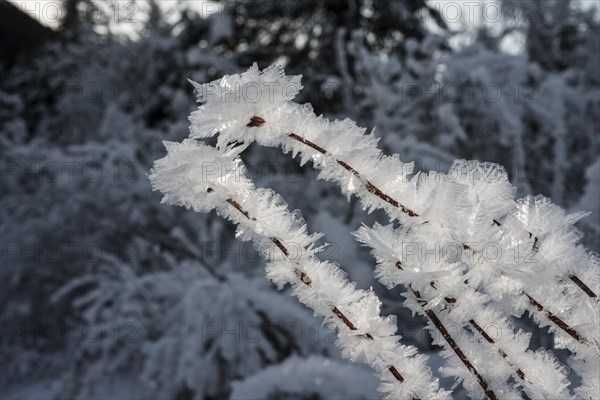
[149,139,450,400]
[176,64,598,398]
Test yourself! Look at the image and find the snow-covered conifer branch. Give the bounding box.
[149,139,450,400]
[184,64,599,398]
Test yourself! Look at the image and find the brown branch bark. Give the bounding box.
[207,186,414,392]
[412,288,497,400]
[287,133,419,217]
[255,122,596,332]
[395,263,528,382]
[395,261,502,397]
[468,319,526,381]
[525,293,586,343]
[569,275,598,299]
[493,220,597,299]
[396,259,587,354]
[245,116,595,394]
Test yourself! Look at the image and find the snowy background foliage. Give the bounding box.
[1,1,599,399]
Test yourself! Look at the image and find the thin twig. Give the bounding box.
[569,275,598,299]
[250,120,596,334]
[288,133,419,217]
[468,319,526,381]
[207,186,415,393]
[396,262,528,382]
[395,261,506,396]
[525,293,586,343]
[395,260,588,346]
[412,288,497,400]
[291,127,596,299]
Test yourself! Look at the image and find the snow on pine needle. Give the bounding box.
[149,139,450,400]
[183,64,600,399]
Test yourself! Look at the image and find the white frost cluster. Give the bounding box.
[181,64,600,399]
[150,139,450,400]
[230,355,379,400]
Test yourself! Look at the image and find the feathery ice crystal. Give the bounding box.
[152,64,599,399]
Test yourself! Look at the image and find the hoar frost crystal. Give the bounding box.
[151,65,599,400]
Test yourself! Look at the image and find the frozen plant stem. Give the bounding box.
[395,261,528,385]
[150,140,450,400]
[356,219,591,399]
[183,65,598,398]
[211,184,410,385]
[287,131,418,217]
[206,187,392,356]
[248,118,420,218]
[250,117,593,343]
[252,116,597,300]
[568,275,598,299]
[263,123,510,398]
[525,293,586,343]
[410,287,497,399]
[492,220,598,300]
